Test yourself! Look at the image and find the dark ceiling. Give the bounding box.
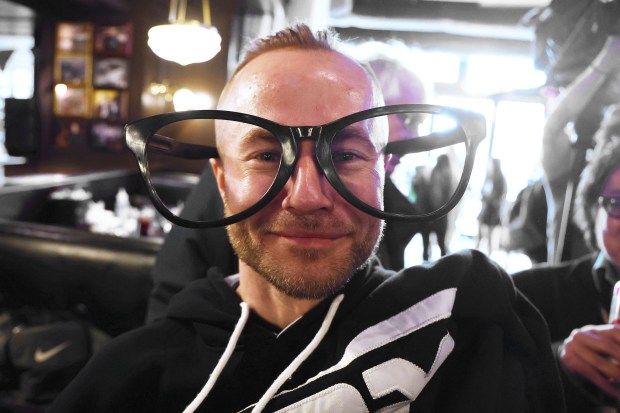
[3,0,176,21]
[0,0,548,53]
[3,0,546,29]
[9,0,132,15]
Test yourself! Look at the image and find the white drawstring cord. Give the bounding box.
[183,302,250,413]
[250,294,345,413]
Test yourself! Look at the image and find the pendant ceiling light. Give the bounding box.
[148,0,221,66]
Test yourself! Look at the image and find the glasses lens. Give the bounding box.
[145,117,281,223]
[333,110,467,217]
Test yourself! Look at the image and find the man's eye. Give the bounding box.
[333,151,359,162]
[259,151,281,162]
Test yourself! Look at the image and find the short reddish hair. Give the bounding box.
[231,23,338,78]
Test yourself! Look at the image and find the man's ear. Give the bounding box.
[210,158,226,200]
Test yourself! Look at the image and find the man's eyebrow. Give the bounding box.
[335,123,384,149]
[236,127,278,147]
[336,123,370,139]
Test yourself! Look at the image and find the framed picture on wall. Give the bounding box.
[94,23,132,57]
[93,57,129,89]
[56,22,93,53]
[91,121,126,152]
[55,54,91,85]
[54,86,91,117]
[93,89,128,121]
[54,120,89,149]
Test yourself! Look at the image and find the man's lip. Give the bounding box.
[271,229,349,239]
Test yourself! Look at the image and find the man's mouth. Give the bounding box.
[270,228,350,247]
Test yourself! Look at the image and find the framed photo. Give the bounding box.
[93,89,128,121]
[54,86,91,117]
[93,58,129,89]
[54,120,88,149]
[56,22,93,53]
[94,23,132,57]
[55,54,91,85]
[91,121,126,152]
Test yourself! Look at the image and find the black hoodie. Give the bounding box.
[48,249,564,413]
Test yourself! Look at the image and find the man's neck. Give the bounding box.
[236,261,323,329]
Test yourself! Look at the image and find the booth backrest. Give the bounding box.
[0,219,159,336]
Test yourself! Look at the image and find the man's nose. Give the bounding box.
[281,140,333,212]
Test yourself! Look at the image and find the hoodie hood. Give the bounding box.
[167,267,244,343]
[165,257,390,347]
[166,260,389,413]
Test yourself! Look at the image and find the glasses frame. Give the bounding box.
[125,104,486,228]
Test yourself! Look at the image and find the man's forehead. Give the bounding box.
[220,48,376,119]
[239,48,367,81]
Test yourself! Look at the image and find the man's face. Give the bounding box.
[597,165,620,268]
[212,48,384,299]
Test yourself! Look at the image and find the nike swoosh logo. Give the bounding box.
[34,341,71,363]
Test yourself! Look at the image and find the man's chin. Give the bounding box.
[251,250,357,299]
[261,267,353,300]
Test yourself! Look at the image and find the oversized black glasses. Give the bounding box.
[125,104,486,228]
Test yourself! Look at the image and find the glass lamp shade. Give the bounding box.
[148,23,222,66]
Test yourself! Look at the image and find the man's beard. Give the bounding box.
[226,208,383,300]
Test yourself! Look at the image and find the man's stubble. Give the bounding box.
[225,202,384,299]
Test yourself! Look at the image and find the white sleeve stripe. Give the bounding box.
[311,287,457,381]
[363,333,455,400]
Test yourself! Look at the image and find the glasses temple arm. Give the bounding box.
[384,129,467,155]
[148,134,220,159]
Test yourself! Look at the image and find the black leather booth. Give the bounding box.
[0,219,158,336]
[0,169,195,337]
[0,170,194,411]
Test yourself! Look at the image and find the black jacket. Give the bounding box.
[512,252,615,412]
[49,250,564,413]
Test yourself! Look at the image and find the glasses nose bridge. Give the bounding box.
[290,125,324,164]
[286,125,328,180]
[291,126,322,141]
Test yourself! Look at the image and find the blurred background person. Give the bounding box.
[513,138,620,412]
[146,167,236,323]
[360,56,430,270]
[540,35,620,264]
[420,153,455,261]
[476,157,507,255]
[593,104,620,150]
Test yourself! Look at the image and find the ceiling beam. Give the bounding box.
[330,0,537,41]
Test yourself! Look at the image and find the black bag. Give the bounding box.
[0,308,110,404]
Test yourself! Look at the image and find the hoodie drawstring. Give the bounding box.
[183,302,250,413]
[251,293,344,413]
[183,293,344,413]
